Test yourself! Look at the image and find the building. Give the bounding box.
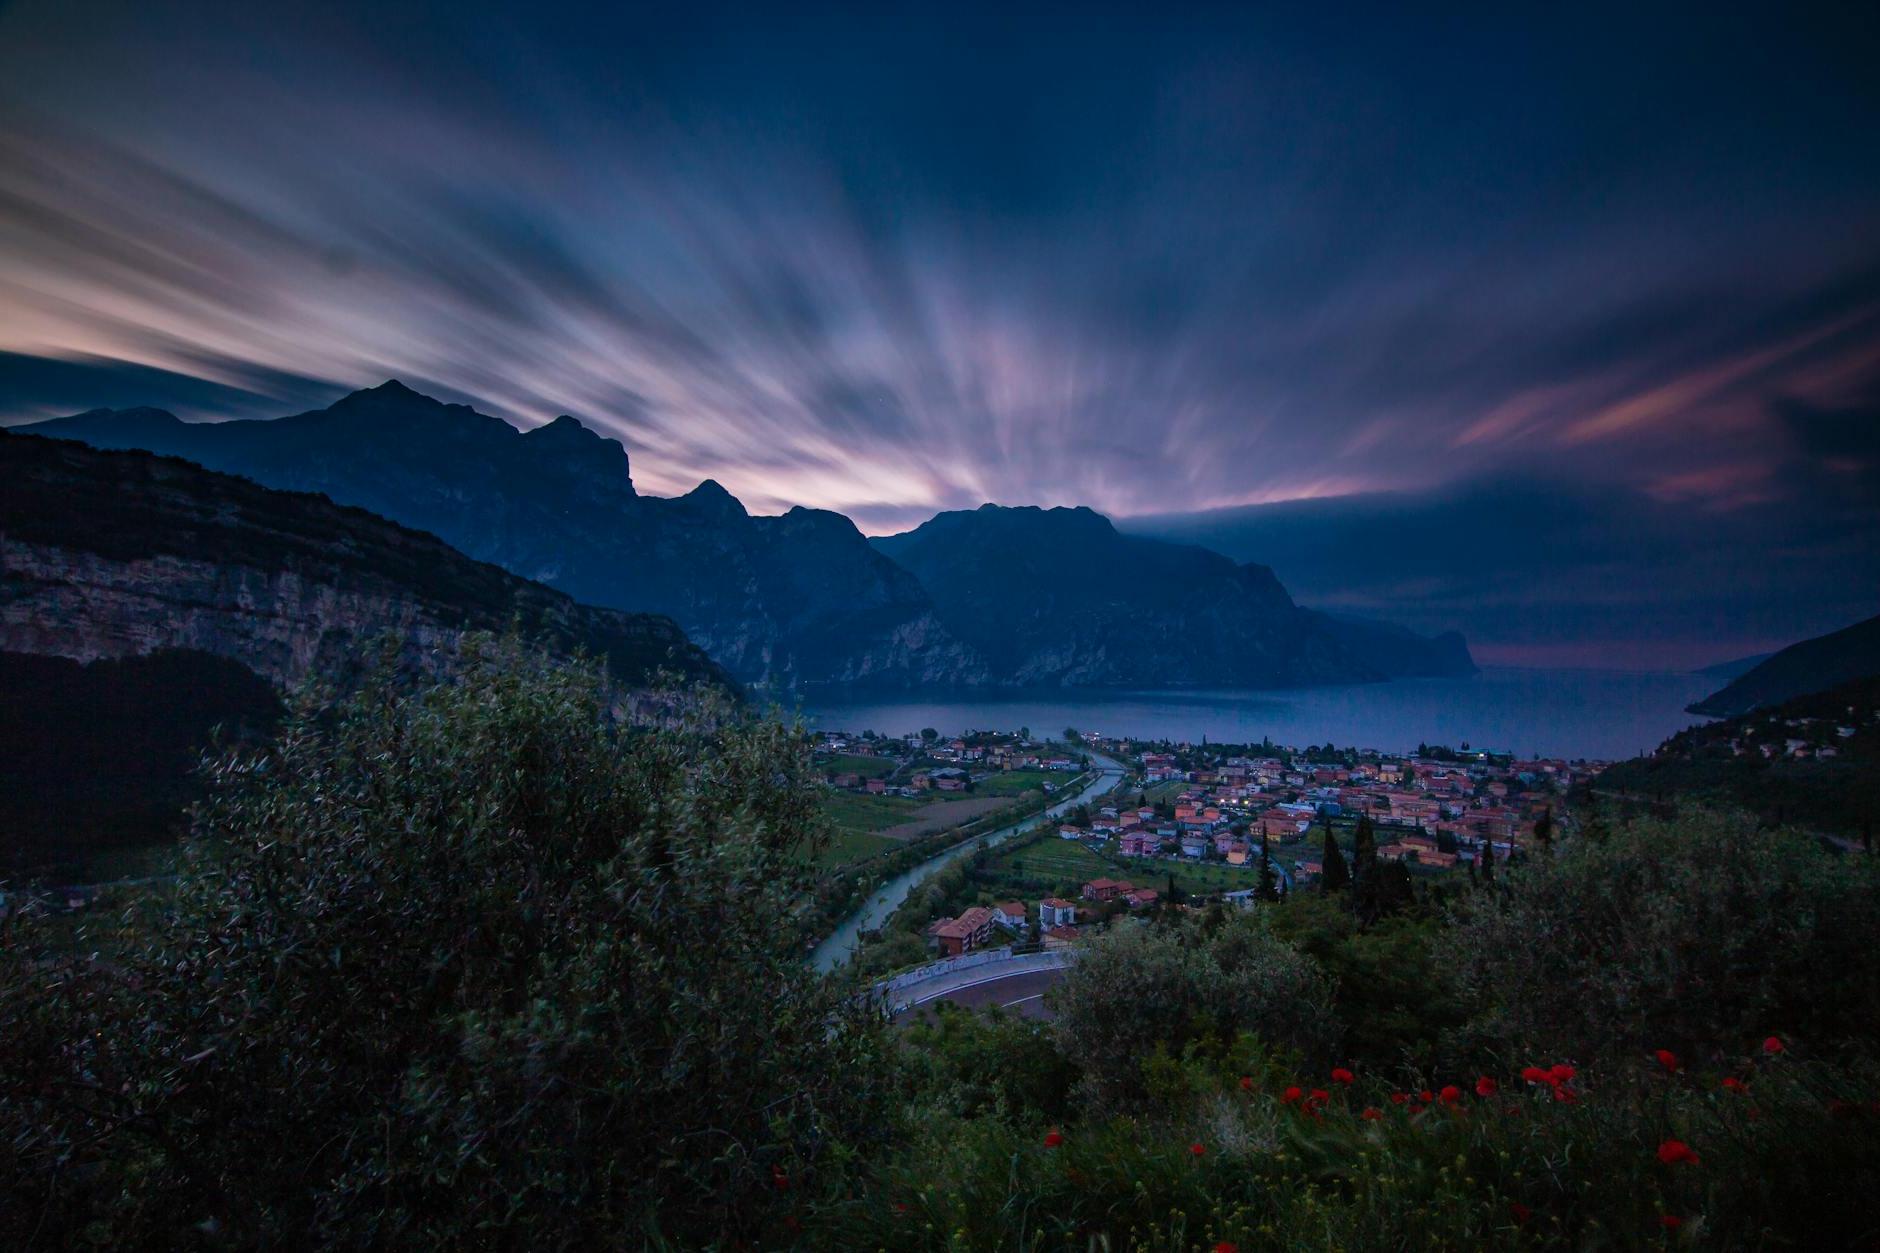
[932,905,998,957]
[1082,878,1135,902]
[1039,897,1078,928]
[994,901,1029,932]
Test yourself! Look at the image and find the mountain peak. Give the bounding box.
[679,478,747,518]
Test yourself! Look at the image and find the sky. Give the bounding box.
[0,1,1876,667]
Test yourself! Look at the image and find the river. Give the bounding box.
[808,750,1125,972]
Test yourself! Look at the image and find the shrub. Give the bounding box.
[0,636,888,1248]
[1452,809,1880,1063]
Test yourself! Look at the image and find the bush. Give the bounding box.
[1452,809,1880,1063]
[1049,911,1335,1106]
[0,637,888,1248]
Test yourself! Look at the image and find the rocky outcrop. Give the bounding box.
[0,431,730,696]
[1688,614,1880,716]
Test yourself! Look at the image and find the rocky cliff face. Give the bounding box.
[0,432,730,697]
[872,504,1382,688]
[23,382,983,692]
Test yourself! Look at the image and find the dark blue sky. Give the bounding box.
[1,1,1876,665]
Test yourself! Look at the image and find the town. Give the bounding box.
[812,726,1602,972]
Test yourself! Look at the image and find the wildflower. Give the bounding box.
[1439,1085,1462,1105]
[1418,1089,1435,1104]
[1282,1086,1304,1104]
[1762,1036,1785,1055]
[1309,1088,1330,1106]
[1659,1215,1684,1230]
[1476,1076,1498,1097]
[1331,1067,1356,1085]
[1389,1092,1409,1105]
[1551,1084,1579,1104]
[1214,1244,1238,1253]
[1361,1107,1383,1121]
[1656,1139,1700,1166]
[1509,1201,1532,1225]
[772,1167,790,1192]
[1721,1077,1748,1093]
[1239,1076,1253,1091]
[1654,1049,1682,1073]
[1190,1142,1207,1157]
[1548,1063,1576,1083]
[1043,1130,1064,1148]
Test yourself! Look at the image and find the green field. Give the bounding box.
[820,791,928,835]
[983,838,1111,891]
[811,828,901,868]
[821,752,900,778]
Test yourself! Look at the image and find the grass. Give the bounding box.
[820,752,900,779]
[820,791,929,836]
[811,828,901,868]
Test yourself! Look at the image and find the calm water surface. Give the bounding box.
[790,667,1717,762]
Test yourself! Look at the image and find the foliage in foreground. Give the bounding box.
[2,637,886,1248]
[5,641,1878,1250]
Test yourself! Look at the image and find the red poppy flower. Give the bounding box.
[1189,1142,1207,1157]
[1309,1088,1330,1105]
[1331,1067,1355,1085]
[1656,1139,1700,1166]
[1439,1085,1462,1105]
[1509,1201,1532,1225]
[1548,1064,1576,1083]
[1654,1049,1682,1073]
[1418,1089,1435,1104]
[1721,1077,1748,1093]
[1214,1244,1239,1253]
[893,1201,909,1216]
[1762,1036,1785,1055]
[1476,1076,1498,1097]
[772,1167,790,1192]
[1043,1130,1064,1148]
[1389,1091,1409,1104]
[1282,1086,1304,1104]
[1361,1106,1383,1120]
[1239,1076,1253,1091]
[1659,1215,1683,1230]
[1521,1066,1552,1085]
[1551,1084,1579,1104]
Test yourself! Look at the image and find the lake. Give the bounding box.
[787,667,1718,762]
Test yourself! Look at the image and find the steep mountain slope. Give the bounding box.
[870,504,1381,687]
[1688,614,1880,716]
[0,430,732,877]
[0,430,729,694]
[22,382,985,691]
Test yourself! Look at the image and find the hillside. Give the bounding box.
[1597,676,1880,838]
[21,382,987,691]
[872,504,1470,687]
[0,430,730,877]
[1688,614,1880,716]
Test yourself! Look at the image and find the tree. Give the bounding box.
[1064,726,1082,744]
[1258,835,1280,902]
[1533,806,1555,849]
[1319,823,1351,894]
[1478,840,1496,885]
[920,726,939,742]
[0,637,889,1247]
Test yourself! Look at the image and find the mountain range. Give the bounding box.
[18,381,1475,690]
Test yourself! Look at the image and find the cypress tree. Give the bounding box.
[1258,835,1279,902]
[1479,841,1495,884]
[1534,807,1555,849]
[1319,823,1351,893]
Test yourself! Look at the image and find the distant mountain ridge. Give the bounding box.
[20,381,1474,691]
[871,503,1474,687]
[1689,615,1880,717]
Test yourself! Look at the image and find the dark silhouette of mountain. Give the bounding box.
[870,503,1436,687]
[1303,611,1476,679]
[22,383,985,691]
[1688,615,1880,716]
[1693,652,1775,681]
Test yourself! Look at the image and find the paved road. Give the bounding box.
[892,967,1068,1025]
